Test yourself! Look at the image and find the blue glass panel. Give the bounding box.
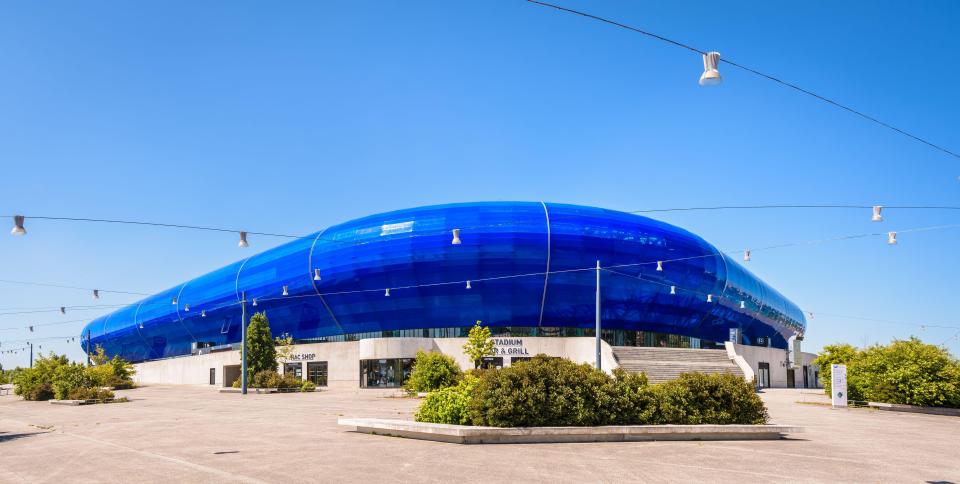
[84,202,807,362]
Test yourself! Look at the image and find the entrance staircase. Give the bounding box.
[612,347,744,384]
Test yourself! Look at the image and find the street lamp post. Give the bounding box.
[241,291,248,395]
[595,260,601,370]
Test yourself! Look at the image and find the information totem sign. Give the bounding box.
[831,364,848,408]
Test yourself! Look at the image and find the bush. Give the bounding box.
[301,381,317,392]
[67,387,115,401]
[23,383,55,401]
[467,355,624,427]
[14,354,72,401]
[415,354,767,427]
[415,374,478,425]
[652,372,768,425]
[247,370,303,389]
[404,351,462,393]
[814,338,960,407]
[52,363,95,400]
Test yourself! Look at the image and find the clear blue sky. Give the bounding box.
[1,1,958,367]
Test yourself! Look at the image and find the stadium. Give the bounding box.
[81,202,817,389]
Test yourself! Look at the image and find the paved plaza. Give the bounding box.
[1,385,958,483]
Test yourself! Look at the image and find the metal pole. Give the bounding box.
[595,260,601,370]
[86,329,91,366]
[30,342,33,368]
[241,290,248,395]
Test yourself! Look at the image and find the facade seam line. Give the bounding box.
[538,201,551,327]
[308,228,345,333]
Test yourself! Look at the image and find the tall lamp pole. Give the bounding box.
[595,260,601,370]
[241,290,248,395]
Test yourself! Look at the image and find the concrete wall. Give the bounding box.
[133,337,810,388]
[134,341,361,389]
[732,343,821,389]
[133,337,619,387]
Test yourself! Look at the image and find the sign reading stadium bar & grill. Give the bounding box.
[491,338,530,356]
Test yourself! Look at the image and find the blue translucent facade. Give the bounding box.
[81,202,806,362]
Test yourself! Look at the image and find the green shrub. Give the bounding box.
[248,370,302,389]
[67,387,115,401]
[23,383,55,401]
[466,355,623,427]
[301,381,317,392]
[418,355,767,427]
[52,363,95,400]
[609,369,657,425]
[404,351,462,393]
[653,372,768,425]
[415,374,478,425]
[13,354,71,401]
[814,338,960,407]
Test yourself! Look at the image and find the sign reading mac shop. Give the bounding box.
[491,338,530,356]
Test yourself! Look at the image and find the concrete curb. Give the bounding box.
[338,418,803,444]
[868,402,960,417]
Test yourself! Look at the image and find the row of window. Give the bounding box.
[295,327,722,349]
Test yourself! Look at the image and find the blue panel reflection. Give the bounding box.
[81,202,806,362]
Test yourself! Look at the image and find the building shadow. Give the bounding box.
[0,430,47,443]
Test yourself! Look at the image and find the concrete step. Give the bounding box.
[612,346,743,384]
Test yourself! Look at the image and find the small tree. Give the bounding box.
[90,345,109,366]
[245,312,277,376]
[462,320,495,369]
[275,332,295,362]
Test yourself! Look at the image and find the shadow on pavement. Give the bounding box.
[0,431,48,443]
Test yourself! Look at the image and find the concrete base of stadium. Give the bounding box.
[338,418,803,444]
[131,336,819,390]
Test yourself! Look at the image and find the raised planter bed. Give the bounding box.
[50,398,125,406]
[218,388,317,394]
[867,402,960,417]
[338,418,803,444]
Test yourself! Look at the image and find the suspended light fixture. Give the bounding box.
[740,300,746,309]
[11,215,26,235]
[313,269,321,281]
[384,288,391,297]
[201,310,207,318]
[282,285,289,296]
[670,285,676,295]
[252,298,258,307]
[60,307,66,315]
[888,231,897,245]
[238,231,249,248]
[171,297,177,305]
[466,280,472,289]
[656,261,663,272]
[743,250,751,262]
[698,51,722,86]
[93,289,100,300]
[872,205,883,222]
[184,304,190,312]
[707,294,713,303]
[451,228,462,245]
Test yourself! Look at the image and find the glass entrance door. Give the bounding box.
[307,361,328,387]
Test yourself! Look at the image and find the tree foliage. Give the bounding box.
[245,312,277,376]
[404,350,462,393]
[462,320,494,368]
[814,338,960,407]
[11,351,134,401]
[414,355,768,427]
